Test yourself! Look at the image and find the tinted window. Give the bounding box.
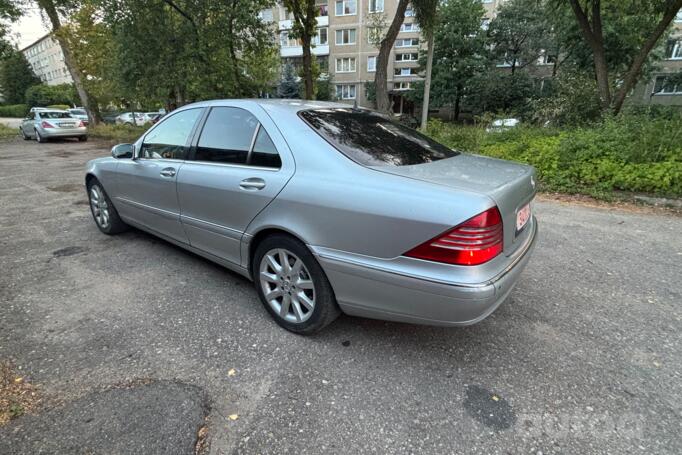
[70,109,86,116]
[195,107,258,164]
[250,128,281,168]
[140,108,201,160]
[40,112,72,119]
[299,109,459,166]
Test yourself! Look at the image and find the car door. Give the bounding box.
[21,112,35,137]
[114,107,204,244]
[176,104,295,266]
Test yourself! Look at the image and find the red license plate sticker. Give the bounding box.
[516,203,531,232]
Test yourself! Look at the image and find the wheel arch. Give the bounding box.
[246,227,310,277]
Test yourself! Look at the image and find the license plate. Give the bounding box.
[516,203,531,232]
[59,123,76,127]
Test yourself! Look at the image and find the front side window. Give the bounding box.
[335,0,356,15]
[140,108,202,160]
[300,108,459,166]
[335,28,356,45]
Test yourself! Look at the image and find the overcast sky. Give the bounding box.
[11,6,50,50]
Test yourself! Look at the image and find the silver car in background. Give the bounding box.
[84,100,537,334]
[21,109,88,142]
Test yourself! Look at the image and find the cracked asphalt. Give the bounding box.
[0,137,680,454]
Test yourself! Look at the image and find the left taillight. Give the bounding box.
[41,121,54,128]
[79,120,87,127]
[404,207,504,266]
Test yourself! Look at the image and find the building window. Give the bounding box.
[319,4,329,16]
[369,0,384,13]
[394,67,418,77]
[335,28,356,45]
[314,27,329,45]
[395,53,418,62]
[367,55,376,72]
[336,57,356,72]
[395,38,419,48]
[676,10,682,22]
[666,39,682,60]
[258,9,273,22]
[481,18,490,30]
[400,22,420,32]
[335,0,356,16]
[280,31,301,47]
[394,82,412,90]
[405,5,415,17]
[653,76,682,95]
[336,84,356,99]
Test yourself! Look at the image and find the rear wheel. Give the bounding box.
[87,179,128,235]
[35,129,46,143]
[78,135,88,142]
[252,234,340,334]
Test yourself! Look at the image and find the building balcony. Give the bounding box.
[279,15,328,31]
[280,44,329,58]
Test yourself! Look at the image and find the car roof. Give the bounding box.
[180,98,350,114]
[37,110,69,114]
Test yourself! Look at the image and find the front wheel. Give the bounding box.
[252,234,340,334]
[87,179,128,235]
[20,128,30,140]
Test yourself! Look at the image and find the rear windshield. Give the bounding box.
[70,109,86,116]
[299,108,459,166]
[41,112,72,119]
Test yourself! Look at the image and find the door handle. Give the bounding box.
[160,167,176,178]
[239,178,266,191]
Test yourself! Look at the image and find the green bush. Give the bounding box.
[47,104,71,111]
[89,123,147,143]
[25,83,76,108]
[0,104,28,118]
[425,114,682,198]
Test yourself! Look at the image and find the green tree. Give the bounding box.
[278,62,300,98]
[562,0,682,114]
[0,0,20,58]
[25,83,77,107]
[0,50,40,104]
[427,0,488,121]
[283,0,318,99]
[488,0,553,74]
[375,0,411,112]
[465,71,536,117]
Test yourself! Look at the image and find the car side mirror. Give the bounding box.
[112,143,134,159]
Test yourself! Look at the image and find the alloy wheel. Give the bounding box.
[89,185,110,229]
[259,248,315,323]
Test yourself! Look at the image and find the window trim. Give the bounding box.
[335,57,357,73]
[335,28,357,45]
[335,84,356,99]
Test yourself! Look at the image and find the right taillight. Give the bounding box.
[404,207,504,266]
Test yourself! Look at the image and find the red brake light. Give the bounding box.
[79,120,87,127]
[404,207,504,266]
[41,121,54,128]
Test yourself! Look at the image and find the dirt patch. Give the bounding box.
[46,150,77,158]
[73,199,89,206]
[52,246,89,258]
[47,183,83,193]
[0,361,40,426]
[537,192,682,216]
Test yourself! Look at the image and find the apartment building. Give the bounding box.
[264,0,424,112]
[20,34,73,86]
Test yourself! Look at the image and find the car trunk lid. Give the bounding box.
[371,153,537,255]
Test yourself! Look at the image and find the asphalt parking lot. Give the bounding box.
[0,137,680,454]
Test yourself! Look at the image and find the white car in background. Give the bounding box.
[68,108,90,125]
[115,112,146,126]
[486,118,520,133]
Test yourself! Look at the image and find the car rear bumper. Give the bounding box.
[315,217,538,326]
[41,127,87,137]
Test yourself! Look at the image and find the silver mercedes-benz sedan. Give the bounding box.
[85,100,537,334]
[21,109,88,142]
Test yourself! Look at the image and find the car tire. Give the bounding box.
[87,178,128,235]
[20,128,30,140]
[35,129,46,143]
[78,135,88,142]
[252,234,340,334]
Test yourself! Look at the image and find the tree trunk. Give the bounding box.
[454,89,462,122]
[301,35,314,99]
[376,0,410,113]
[611,0,682,114]
[37,0,99,126]
[227,4,243,97]
[420,30,434,131]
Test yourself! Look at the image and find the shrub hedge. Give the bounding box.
[426,115,682,198]
[0,104,28,118]
[88,123,147,143]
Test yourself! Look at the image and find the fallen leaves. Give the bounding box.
[1,361,40,426]
[227,369,236,377]
[228,414,239,421]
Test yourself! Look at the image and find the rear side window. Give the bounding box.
[194,106,281,168]
[299,108,459,166]
[195,107,258,164]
